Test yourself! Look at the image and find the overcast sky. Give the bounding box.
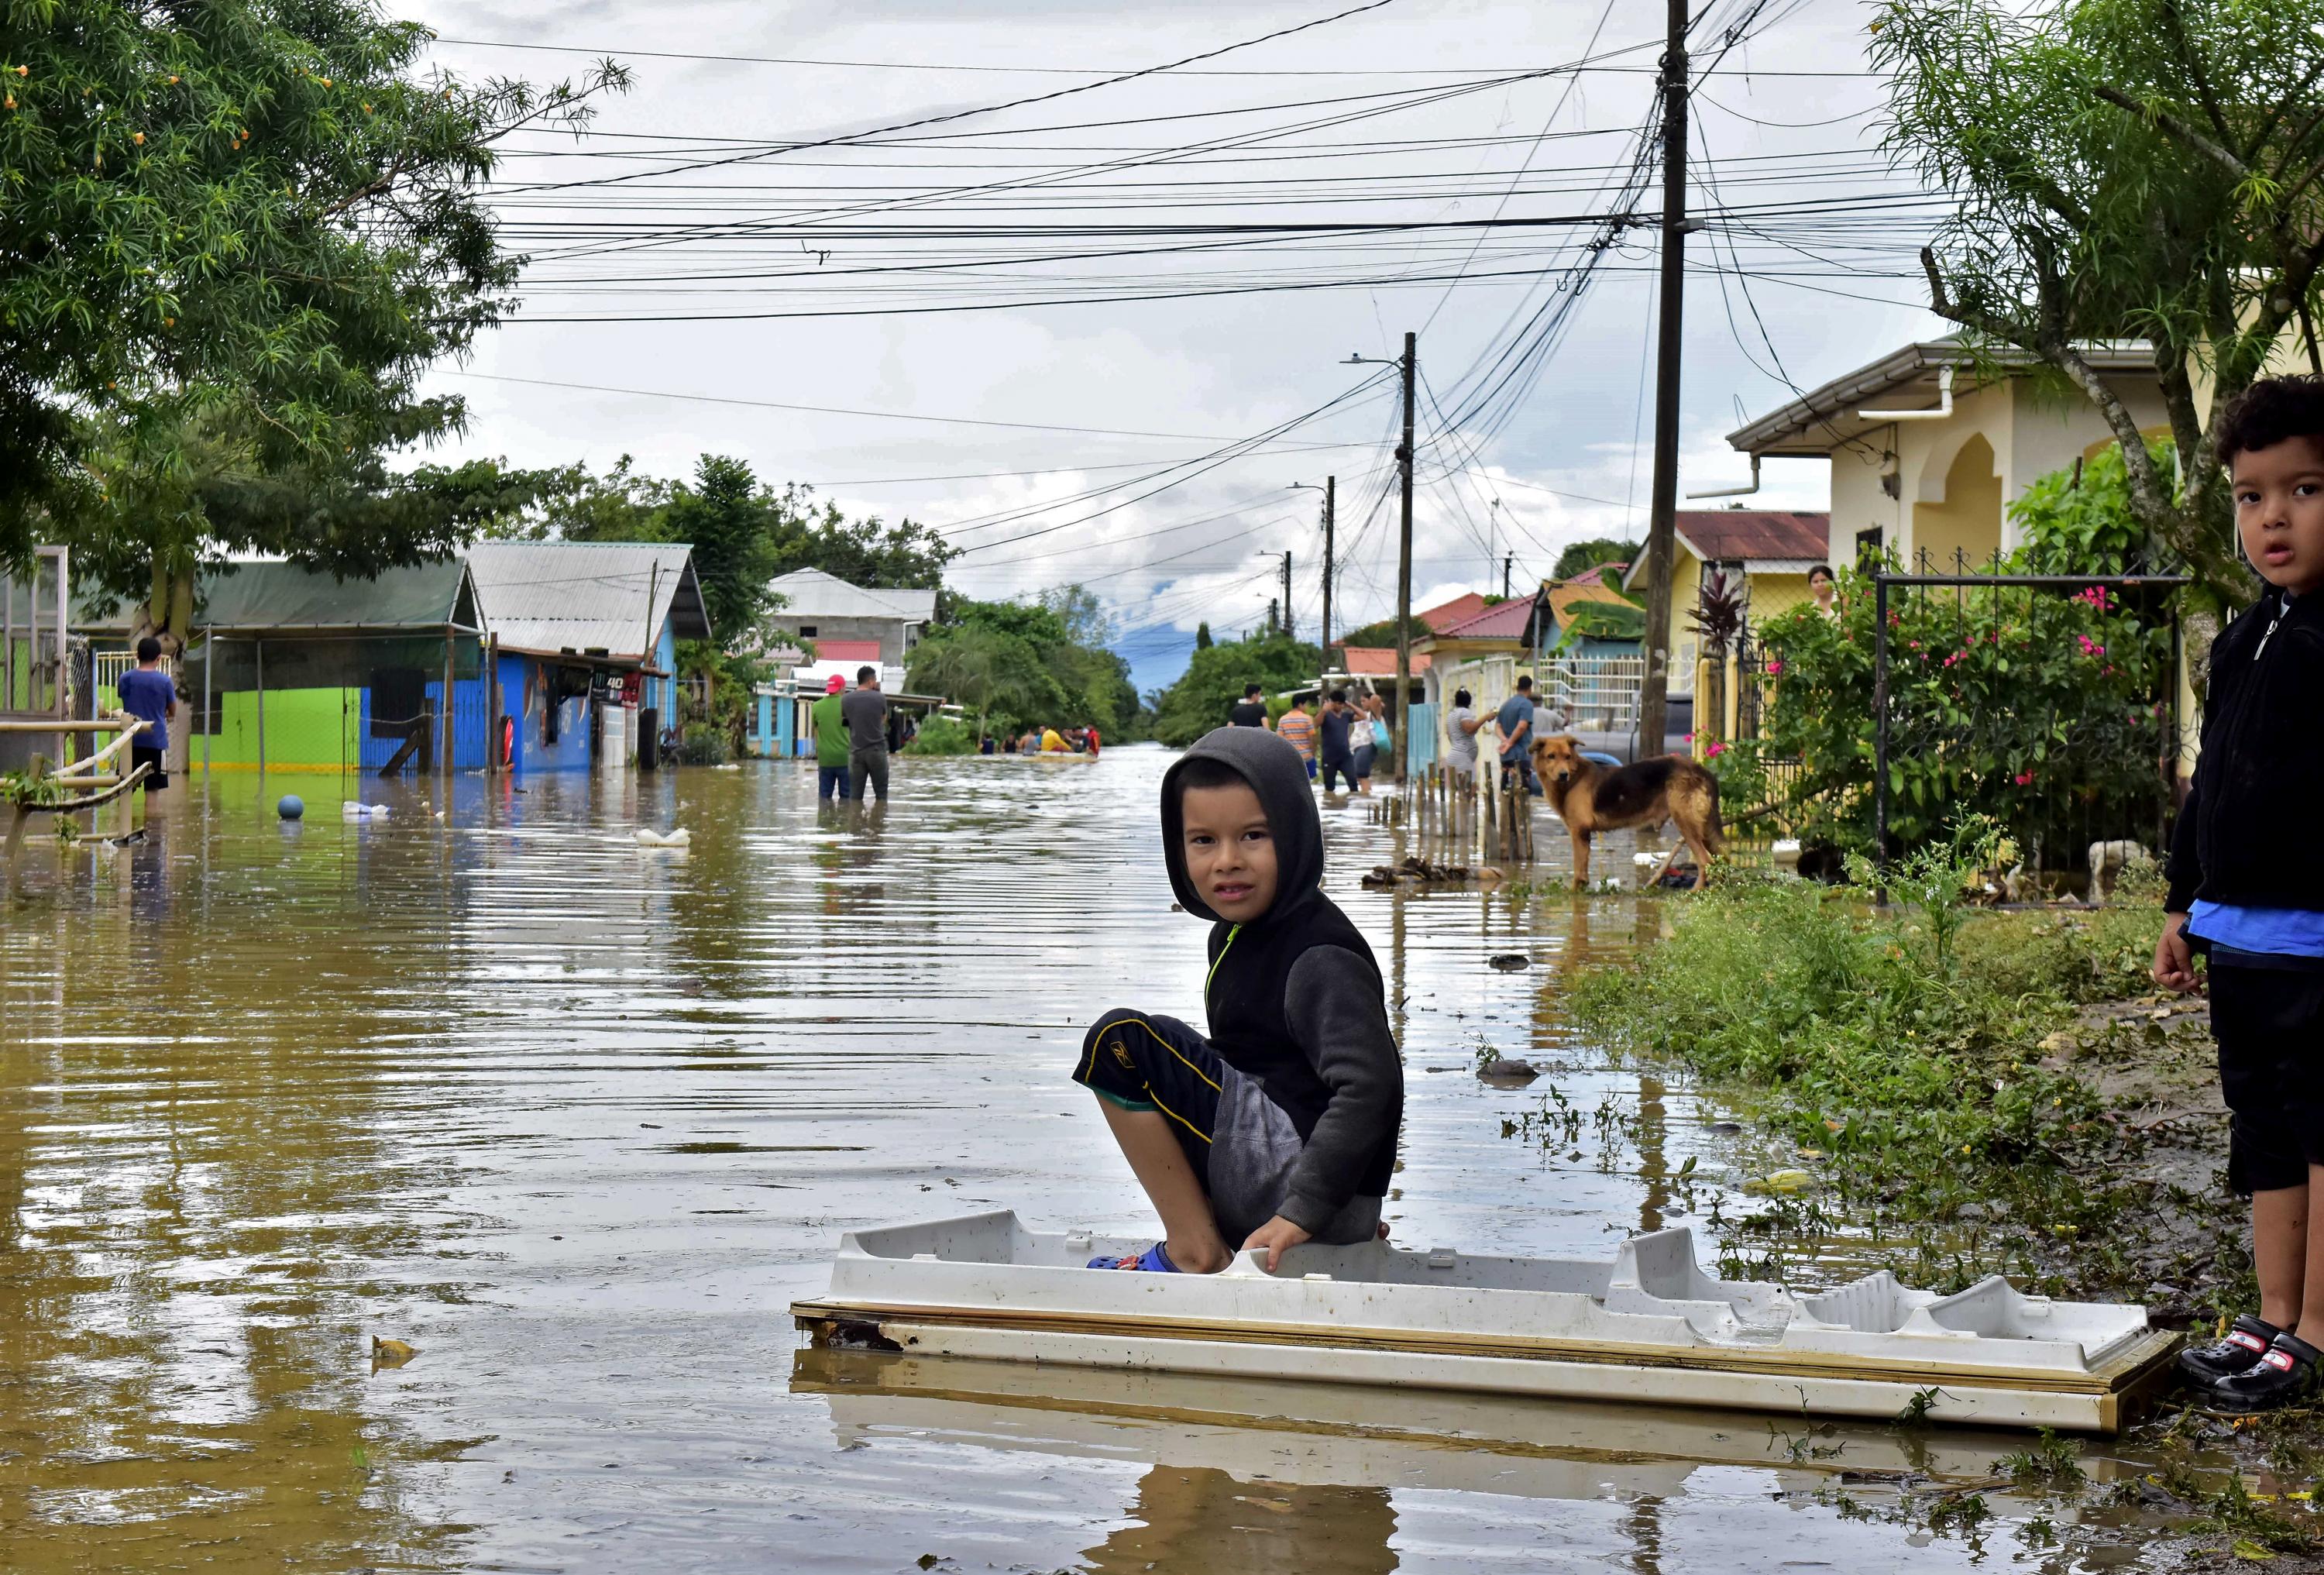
[408,0,1943,690]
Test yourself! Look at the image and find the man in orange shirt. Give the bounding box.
[1272,694,1318,782]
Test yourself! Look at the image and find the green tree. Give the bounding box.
[67,406,552,648]
[907,590,1137,738]
[1335,612,1430,648]
[480,456,670,542]
[1149,631,1320,747]
[3,1,627,582]
[907,623,1067,739]
[1193,622,1213,650]
[1875,0,2324,608]
[766,489,955,589]
[658,456,776,648]
[1552,537,1641,581]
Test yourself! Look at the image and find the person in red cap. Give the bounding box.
[811,672,853,803]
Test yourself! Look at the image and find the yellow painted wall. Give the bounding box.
[1911,433,2004,572]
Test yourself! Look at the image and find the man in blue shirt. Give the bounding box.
[117,637,177,796]
[1495,676,1540,795]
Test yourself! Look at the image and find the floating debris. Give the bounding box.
[1360,855,1472,888]
[1479,1058,1541,1083]
[634,827,691,848]
[1741,1169,1818,1196]
[1488,953,1530,971]
[370,1336,420,1371]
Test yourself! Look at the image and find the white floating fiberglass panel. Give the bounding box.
[794,1211,2180,1434]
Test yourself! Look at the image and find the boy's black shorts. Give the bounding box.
[130,744,167,792]
[2212,957,2324,1195]
[1074,1009,1227,1192]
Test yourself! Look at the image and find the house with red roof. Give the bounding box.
[1621,509,1830,691]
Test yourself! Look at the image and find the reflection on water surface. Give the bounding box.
[0,750,2178,1570]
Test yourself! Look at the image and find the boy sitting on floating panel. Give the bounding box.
[1076,727,1403,1273]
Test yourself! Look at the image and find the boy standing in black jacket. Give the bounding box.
[2158,377,2324,1412]
[1075,727,1403,1274]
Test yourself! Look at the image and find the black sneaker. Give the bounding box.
[2178,1314,2284,1385]
[2207,1331,2324,1415]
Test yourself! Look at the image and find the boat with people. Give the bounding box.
[791,1210,2178,1434]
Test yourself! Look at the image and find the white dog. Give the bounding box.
[2087,840,2150,905]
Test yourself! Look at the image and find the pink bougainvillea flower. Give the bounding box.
[2014,770,2036,786]
[1705,740,1726,757]
[1765,658,1784,676]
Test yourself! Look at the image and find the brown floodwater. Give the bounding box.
[0,748,2202,1571]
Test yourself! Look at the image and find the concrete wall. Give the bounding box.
[769,614,916,668]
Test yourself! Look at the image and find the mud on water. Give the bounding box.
[0,748,2248,1570]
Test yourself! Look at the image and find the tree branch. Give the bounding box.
[2092,83,2249,181]
[2157,1,2237,156]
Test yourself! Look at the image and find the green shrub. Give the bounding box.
[1566,879,2167,1288]
[904,715,977,755]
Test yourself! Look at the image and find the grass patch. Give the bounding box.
[1566,867,2214,1299]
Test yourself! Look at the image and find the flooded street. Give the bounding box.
[1,748,2168,1571]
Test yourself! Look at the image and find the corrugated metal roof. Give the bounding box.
[466,542,711,659]
[161,560,480,633]
[1621,514,1832,590]
[1435,597,1537,640]
[1338,645,1432,676]
[1418,591,1487,632]
[768,568,936,623]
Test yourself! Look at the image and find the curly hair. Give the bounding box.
[2216,375,2324,468]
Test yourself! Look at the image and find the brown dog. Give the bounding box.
[1531,734,1724,889]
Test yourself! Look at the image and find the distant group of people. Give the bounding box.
[1229,683,1390,796]
[985,724,1101,756]
[810,666,908,805]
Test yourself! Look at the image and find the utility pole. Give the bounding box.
[1291,479,1336,687]
[1394,331,1417,780]
[1502,553,1514,600]
[1281,550,1294,641]
[1342,335,1417,779]
[1638,0,1690,762]
[1320,476,1335,686]
[1267,596,1281,635]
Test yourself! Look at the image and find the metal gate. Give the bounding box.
[2,546,72,771]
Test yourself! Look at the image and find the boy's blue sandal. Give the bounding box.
[1087,1243,1181,1272]
[2205,1330,2323,1414]
[2178,1315,2284,1384]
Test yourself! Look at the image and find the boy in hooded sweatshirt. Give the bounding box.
[1074,726,1404,1273]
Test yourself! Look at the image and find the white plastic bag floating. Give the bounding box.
[634,827,690,848]
[342,803,391,820]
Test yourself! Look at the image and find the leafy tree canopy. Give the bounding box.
[1876,0,2324,607]
[908,587,1137,738]
[1334,612,1428,649]
[3,0,627,571]
[1552,537,1641,582]
[486,452,958,651]
[1149,630,1320,748]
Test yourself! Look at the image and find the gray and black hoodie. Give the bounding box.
[1160,727,1404,1233]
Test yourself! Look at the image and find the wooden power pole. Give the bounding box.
[1319,476,1335,689]
[1638,0,1690,762]
[1393,331,1416,780]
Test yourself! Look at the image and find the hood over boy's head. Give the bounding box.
[1160,727,1324,925]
